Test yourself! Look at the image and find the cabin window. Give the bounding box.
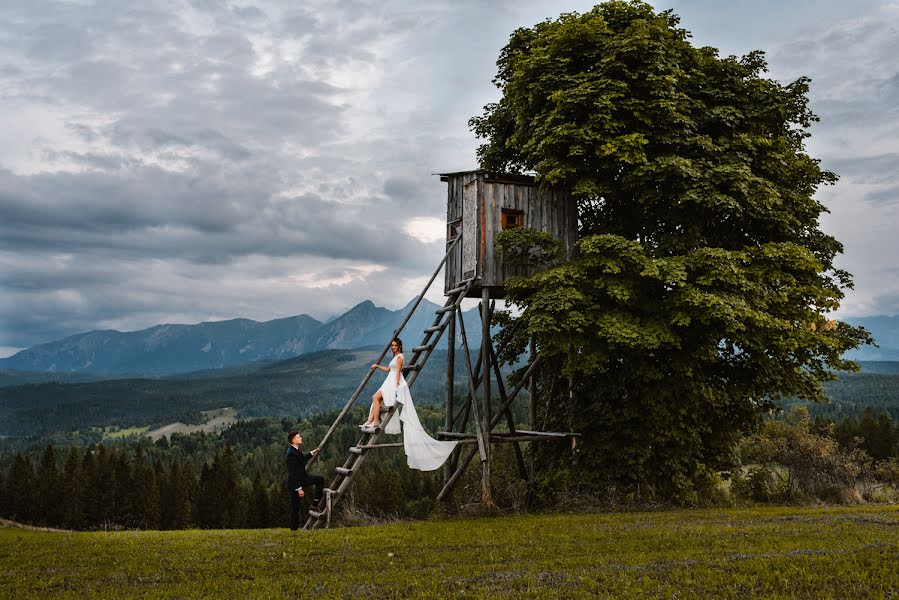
[502,209,524,230]
[447,218,462,240]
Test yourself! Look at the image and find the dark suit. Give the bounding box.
[284,445,324,530]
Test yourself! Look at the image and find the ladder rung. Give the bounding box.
[412,343,435,353]
[308,509,325,518]
[424,324,445,334]
[349,446,364,455]
[402,364,422,373]
[435,305,455,314]
[361,425,379,434]
[336,467,353,476]
[446,282,471,296]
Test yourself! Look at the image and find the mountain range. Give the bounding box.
[2,302,898,378]
[0,298,483,377]
[843,316,899,361]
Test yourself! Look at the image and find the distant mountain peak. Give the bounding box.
[401,296,441,313]
[0,297,481,376]
[348,299,377,311]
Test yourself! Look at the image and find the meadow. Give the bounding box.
[2,505,898,598]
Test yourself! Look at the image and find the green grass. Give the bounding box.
[2,505,899,598]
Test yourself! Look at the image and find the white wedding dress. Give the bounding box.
[379,353,458,471]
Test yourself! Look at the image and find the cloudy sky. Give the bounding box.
[1,0,897,356]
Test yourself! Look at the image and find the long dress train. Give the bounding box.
[379,353,458,471]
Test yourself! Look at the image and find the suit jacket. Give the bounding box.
[284,445,313,492]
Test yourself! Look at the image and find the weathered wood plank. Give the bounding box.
[462,177,478,281]
[483,182,496,286]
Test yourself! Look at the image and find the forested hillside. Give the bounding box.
[0,405,522,530]
[0,347,498,440]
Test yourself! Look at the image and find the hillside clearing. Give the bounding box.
[146,407,237,441]
[2,505,898,598]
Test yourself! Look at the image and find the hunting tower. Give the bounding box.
[441,170,577,297]
[303,170,579,530]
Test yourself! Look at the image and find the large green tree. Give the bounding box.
[473,1,871,501]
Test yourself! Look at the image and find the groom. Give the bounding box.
[284,430,324,530]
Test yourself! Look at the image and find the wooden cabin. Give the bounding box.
[441,170,577,298]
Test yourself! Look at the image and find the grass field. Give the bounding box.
[2,505,898,598]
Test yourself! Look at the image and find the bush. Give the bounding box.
[731,466,775,503]
[874,457,899,486]
[742,407,874,502]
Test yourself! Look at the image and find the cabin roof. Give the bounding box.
[436,170,537,186]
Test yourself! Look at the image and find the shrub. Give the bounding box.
[742,406,873,502]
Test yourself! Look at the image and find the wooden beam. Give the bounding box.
[438,431,576,440]
[456,300,494,507]
[507,429,578,438]
[487,336,528,481]
[456,303,488,464]
[437,445,478,501]
[444,309,456,491]
[356,442,405,449]
[480,289,493,507]
[529,336,537,485]
[440,435,569,445]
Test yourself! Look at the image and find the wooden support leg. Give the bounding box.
[443,310,455,493]
[456,301,493,508]
[488,339,528,482]
[527,335,538,507]
[456,307,488,470]
[480,289,493,508]
[449,301,494,474]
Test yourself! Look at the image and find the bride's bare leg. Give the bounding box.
[364,390,383,425]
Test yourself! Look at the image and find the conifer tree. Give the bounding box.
[160,458,179,529]
[248,472,270,528]
[132,448,160,529]
[92,445,118,528]
[79,448,97,527]
[217,445,246,528]
[876,413,895,460]
[37,444,63,526]
[5,453,37,523]
[61,447,85,530]
[198,462,216,528]
[112,449,134,526]
[178,460,199,529]
[0,469,6,517]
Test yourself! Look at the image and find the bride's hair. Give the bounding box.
[393,337,403,352]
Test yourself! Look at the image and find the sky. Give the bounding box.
[1,0,898,357]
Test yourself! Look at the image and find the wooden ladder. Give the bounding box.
[303,277,475,530]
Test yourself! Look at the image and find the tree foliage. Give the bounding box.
[474,1,872,500]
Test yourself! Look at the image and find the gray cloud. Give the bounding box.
[2,0,899,352]
[862,186,899,207]
[824,154,899,186]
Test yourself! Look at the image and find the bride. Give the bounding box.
[362,337,458,471]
